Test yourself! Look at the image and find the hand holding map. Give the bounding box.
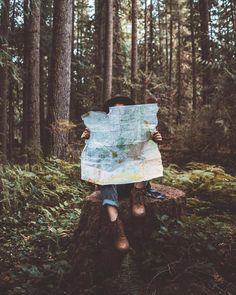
[81,103,163,185]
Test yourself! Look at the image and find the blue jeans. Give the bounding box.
[100,182,150,208]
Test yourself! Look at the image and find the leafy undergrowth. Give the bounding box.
[0,160,236,295]
[137,214,236,295]
[0,158,92,295]
[160,162,236,211]
[143,162,236,295]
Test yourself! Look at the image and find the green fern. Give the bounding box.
[0,157,91,213]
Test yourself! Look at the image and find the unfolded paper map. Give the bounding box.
[81,103,163,185]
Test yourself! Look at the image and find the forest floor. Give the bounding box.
[0,158,236,295]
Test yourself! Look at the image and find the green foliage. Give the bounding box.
[0,157,91,213]
[0,158,92,295]
[1,161,236,294]
[159,162,236,208]
[140,214,236,295]
[142,162,236,294]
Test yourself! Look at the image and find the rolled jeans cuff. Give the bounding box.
[102,199,119,208]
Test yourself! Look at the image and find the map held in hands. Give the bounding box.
[81,104,163,185]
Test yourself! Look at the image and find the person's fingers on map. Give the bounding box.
[151,131,162,143]
[81,128,90,139]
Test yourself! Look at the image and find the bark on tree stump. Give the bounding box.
[67,183,186,295]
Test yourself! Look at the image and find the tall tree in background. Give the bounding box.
[131,0,138,102]
[40,0,53,154]
[0,0,235,162]
[69,0,76,122]
[142,0,149,102]
[190,0,197,113]
[165,4,169,79]
[149,0,154,69]
[27,0,41,161]
[47,0,73,159]
[157,0,163,72]
[199,0,211,104]
[142,0,148,102]
[176,7,182,124]
[8,0,17,161]
[103,0,114,101]
[169,0,173,87]
[22,0,29,150]
[95,0,105,104]
[0,0,10,163]
[113,0,123,95]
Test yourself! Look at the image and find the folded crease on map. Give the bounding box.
[81,103,163,185]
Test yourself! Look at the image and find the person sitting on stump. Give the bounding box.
[81,96,162,252]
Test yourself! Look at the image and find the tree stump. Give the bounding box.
[67,183,186,295]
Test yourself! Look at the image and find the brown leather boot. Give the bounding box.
[111,217,130,252]
[131,187,146,217]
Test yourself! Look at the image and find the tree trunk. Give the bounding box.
[69,0,76,122]
[113,0,123,95]
[169,0,173,87]
[47,0,73,159]
[40,50,46,155]
[131,0,138,102]
[66,183,186,294]
[176,13,181,124]
[8,4,16,161]
[95,0,106,105]
[94,0,99,100]
[28,0,41,162]
[40,0,54,156]
[190,0,197,113]
[0,0,10,163]
[157,0,163,72]
[149,0,154,69]
[22,0,29,150]
[142,0,148,103]
[199,0,211,105]
[165,8,169,78]
[103,0,114,101]
[8,78,14,161]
